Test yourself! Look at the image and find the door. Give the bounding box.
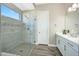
[37,11,49,44]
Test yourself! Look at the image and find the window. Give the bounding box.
[1,5,20,20]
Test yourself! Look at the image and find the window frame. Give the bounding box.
[1,4,21,21]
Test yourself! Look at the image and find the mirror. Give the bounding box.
[65,8,79,35]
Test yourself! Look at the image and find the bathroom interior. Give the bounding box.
[0,3,79,56]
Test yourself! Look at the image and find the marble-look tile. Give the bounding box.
[6,43,34,56]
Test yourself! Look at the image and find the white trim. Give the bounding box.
[48,44,57,47]
[34,43,57,47]
[46,11,49,45]
[34,42,38,45]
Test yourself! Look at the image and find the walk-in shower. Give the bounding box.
[0,3,36,56]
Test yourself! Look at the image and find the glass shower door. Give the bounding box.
[22,15,36,55]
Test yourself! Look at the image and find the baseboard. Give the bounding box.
[34,43,57,47]
[34,42,39,45]
[48,44,57,47]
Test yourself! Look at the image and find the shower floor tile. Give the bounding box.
[8,43,34,56]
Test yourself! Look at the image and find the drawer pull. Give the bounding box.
[67,42,73,47]
[58,40,60,44]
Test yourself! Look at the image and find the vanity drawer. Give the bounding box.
[66,39,78,52]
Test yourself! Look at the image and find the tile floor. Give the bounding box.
[7,43,34,56]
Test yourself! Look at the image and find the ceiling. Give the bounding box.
[35,3,48,5]
[13,3,72,11]
[13,3,47,11]
[13,3,35,11]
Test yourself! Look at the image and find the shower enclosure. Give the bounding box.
[0,3,36,56]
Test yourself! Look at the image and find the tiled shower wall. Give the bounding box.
[1,15,25,52]
[23,11,37,44]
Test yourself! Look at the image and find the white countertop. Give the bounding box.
[56,32,79,45]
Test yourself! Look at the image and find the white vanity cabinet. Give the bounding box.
[56,35,66,55]
[65,44,78,56]
[56,34,79,56]
[65,39,78,56]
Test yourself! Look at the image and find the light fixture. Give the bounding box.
[68,7,72,12]
[72,3,77,8]
[68,3,78,12]
[72,7,76,11]
[68,7,76,12]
